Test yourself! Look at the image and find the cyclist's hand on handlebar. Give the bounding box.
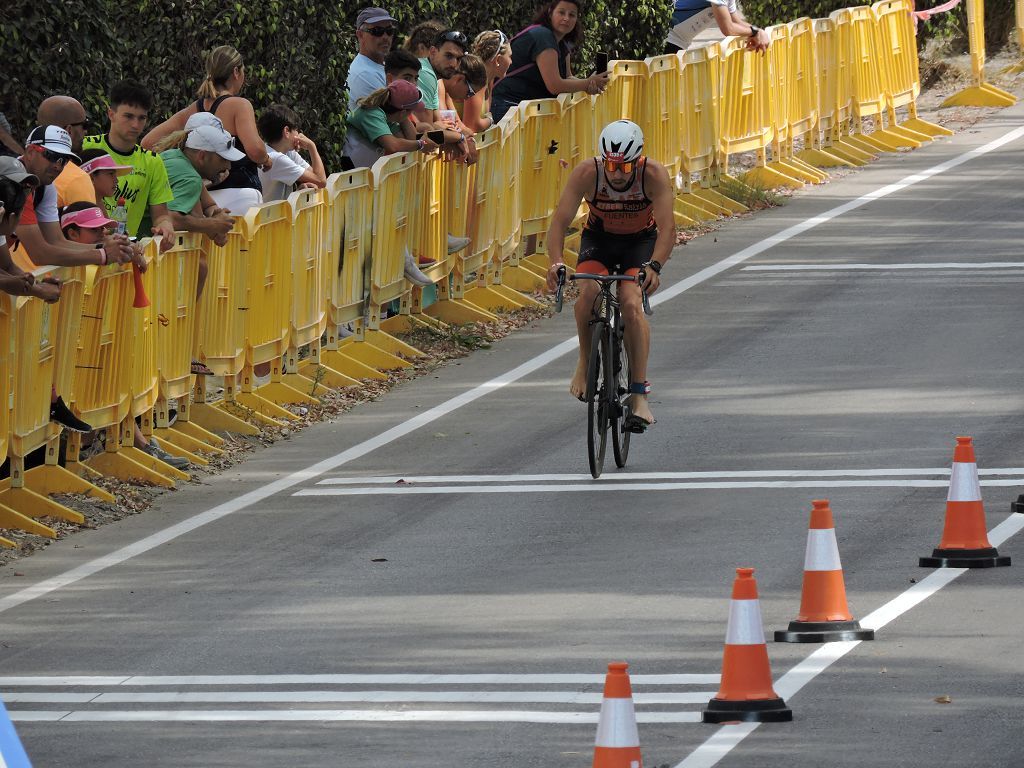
[640,268,660,295]
[546,261,566,292]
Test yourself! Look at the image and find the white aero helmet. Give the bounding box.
[599,119,644,163]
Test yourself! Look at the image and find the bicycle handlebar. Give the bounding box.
[554,265,567,313]
[570,271,654,317]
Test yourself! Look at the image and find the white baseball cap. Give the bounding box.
[25,125,81,162]
[184,124,245,160]
[185,112,224,131]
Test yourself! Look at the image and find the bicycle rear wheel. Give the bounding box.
[611,319,631,468]
[587,321,610,479]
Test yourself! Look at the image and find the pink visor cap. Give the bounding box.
[80,154,133,177]
[60,206,116,230]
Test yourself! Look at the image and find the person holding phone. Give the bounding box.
[491,0,609,124]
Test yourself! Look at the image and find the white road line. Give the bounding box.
[0,125,1019,619]
[9,709,703,724]
[294,479,1024,496]
[2,691,713,705]
[675,511,1024,768]
[743,262,1024,271]
[0,673,718,687]
[314,468,1024,485]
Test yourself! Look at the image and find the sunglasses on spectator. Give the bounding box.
[34,147,70,167]
[363,25,396,36]
[603,159,635,174]
[437,30,468,47]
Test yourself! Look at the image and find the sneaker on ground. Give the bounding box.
[403,250,434,287]
[446,234,471,254]
[49,396,92,433]
[166,407,178,428]
[141,437,190,470]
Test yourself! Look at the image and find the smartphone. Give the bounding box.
[427,130,446,144]
[594,50,609,74]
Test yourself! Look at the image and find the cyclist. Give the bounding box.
[546,119,675,432]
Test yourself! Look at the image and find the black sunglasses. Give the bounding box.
[363,25,396,36]
[437,30,468,48]
[40,148,70,167]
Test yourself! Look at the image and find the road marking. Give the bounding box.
[312,468,1024,485]
[2,690,715,705]
[9,709,703,724]
[295,479,1024,496]
[0,673,716,687]
[675,511,1024,768]
[743,262,1024,271]
[0,123,1020,617]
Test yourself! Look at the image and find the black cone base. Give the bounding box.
[1011,494,1024,514]
[919,546,1010,568]
[774,619,875,643]
[702,696,793,723]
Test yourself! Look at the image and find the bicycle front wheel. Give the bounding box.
[587,321,610,479]
[611,319,631,468]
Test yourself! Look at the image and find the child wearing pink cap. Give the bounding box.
[78,148,133,208]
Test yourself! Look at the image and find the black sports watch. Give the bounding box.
[647,260,662,274]
[749,25,761,37]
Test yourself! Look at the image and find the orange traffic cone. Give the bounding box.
[920,436,1010,568]
[775,500,874,643]
[703,567,792,723]
[593,662,642,768]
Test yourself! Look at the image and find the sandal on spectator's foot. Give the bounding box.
[191,360,214,376]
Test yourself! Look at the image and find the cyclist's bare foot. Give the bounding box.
[569,358,588,401]
[629,394,655,426]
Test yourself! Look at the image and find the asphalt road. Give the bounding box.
[2,104,1023,767]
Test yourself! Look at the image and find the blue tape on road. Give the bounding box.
[0,698,31,768]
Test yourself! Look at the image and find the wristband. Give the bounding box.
[97,246,107,266]
[456,134,466,144]
[417,139,425,151]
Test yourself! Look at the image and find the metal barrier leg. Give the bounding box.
[25,436,116,503]
[942,84,1016,108]
[320,349,388,381]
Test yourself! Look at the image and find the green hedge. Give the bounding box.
[1,0,1000,172]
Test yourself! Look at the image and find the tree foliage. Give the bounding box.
[1,0,1004,170]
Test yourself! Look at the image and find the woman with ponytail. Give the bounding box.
[142,45,271,214]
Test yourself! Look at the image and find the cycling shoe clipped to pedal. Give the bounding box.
[622,414,655,434]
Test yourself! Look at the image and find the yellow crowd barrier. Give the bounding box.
[1004,0,1024,75]
[943,0,1016,106]
[493,109,535,292]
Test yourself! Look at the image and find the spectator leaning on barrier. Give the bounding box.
[403,19,445,58]
[416,30,480,170]
[257,105,327,202]
[78,149,133,207]
[0,159,92,434]
[348,6,400,110]
[664,0,769,54]
[142,46,273,216]
[38,96,94,208]
[444,54,487,122]
[0,160,62,302]
[385,48,422,85]
[83,81,176,250]
[14,126,134,271]
[491,0,608,123]
[462,30,513,133]
[342,79,440,170]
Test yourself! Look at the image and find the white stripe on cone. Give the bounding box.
[804,529,842,571]
[594,698,640,747]
[948,462,982,502]
[724,599,766,645]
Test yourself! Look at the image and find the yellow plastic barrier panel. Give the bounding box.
[493,110,539,293]
[516,98,565,243]
[321,169,410,378]
[191,223,260,436]
[719,36,799,191]
[595,60,647,140]
[406,153,449,311]
[816,13,876,165]
[150,232,222,462]
[73,255,181,486]
[235,200,312,418]
[843,6,923,151]
[0,296,21,546]
[871,0,953,139]
[368,151,418,337]
[676,43,745,215]
[554,91,595,267]
[0,273,85,539]
[642,55,683,179]
[283,187,352,394]
[1003,0,1024,74]
[942,0,1016,106]
[783,19,836,180]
